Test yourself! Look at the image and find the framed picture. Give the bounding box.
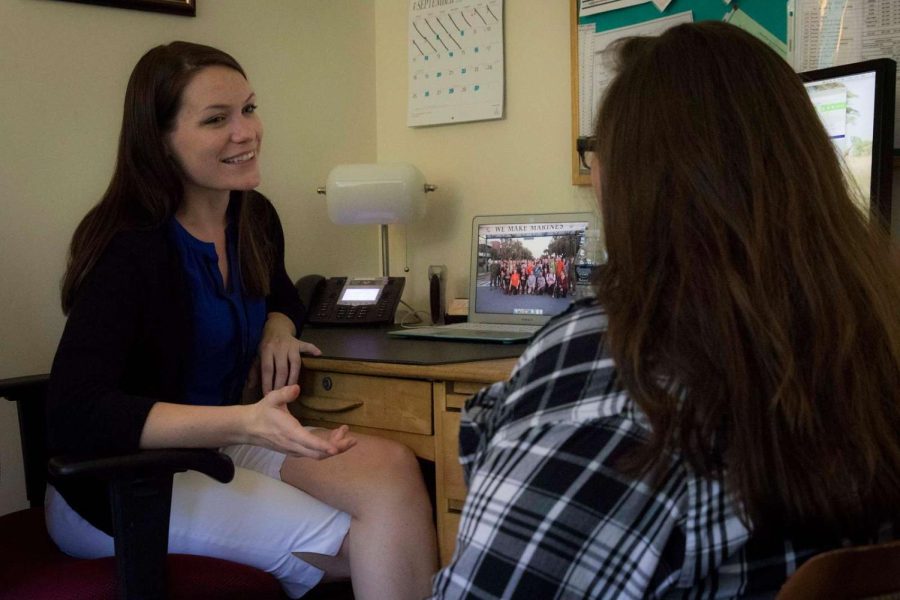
[55,0,196,17]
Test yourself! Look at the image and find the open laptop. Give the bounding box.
[388,212,598,343]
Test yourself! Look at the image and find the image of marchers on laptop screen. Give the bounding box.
[389,213,601,344]
[475,220,591,318]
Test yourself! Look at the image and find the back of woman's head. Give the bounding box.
[594,21,900,534]
[62,42,246,313]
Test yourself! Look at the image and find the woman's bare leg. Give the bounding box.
[281,433,438,600]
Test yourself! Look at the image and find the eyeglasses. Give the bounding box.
[577,136,597,171]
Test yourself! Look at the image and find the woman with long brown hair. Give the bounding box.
[431,22,900,598]
[48,41,436,599]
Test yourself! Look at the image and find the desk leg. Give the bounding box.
[434,382,468,565]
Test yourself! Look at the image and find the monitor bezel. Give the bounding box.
[799,58,896,225]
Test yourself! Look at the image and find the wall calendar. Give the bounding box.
[408,0,505,127]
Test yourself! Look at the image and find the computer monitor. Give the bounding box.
[800,58,895,224]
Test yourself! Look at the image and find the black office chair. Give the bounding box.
[0,374,286,599]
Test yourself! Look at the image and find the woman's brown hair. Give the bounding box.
[594,22,900,534]
[61,41,274,313]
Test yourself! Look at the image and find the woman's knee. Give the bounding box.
[353,436,423,488]
[378,437,419,472]
[279,433,429,518]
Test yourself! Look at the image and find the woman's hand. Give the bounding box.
[259,312,321,394]
[244,384,355,459]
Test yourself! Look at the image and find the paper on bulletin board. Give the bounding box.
[726,8,788,60]
[580,0,672,17]
[790,0,900,148]
[581,0,648,17]
[407,0,504,127]
[578,11,693,136]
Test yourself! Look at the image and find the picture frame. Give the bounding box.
[55,0,196,17]
[569,0,589,186]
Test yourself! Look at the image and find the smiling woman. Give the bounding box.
[55,0,196,17]
[48,41,438,599]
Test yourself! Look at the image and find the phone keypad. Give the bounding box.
[336,305,371,320]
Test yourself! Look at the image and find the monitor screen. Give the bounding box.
[800,59,895,222]
[472,216,595,319]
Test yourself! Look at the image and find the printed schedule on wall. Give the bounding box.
[791,0,900,149]
[408,0,504,127]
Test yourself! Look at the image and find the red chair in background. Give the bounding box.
[776,540,900,600]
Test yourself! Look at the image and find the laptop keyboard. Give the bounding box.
[445,322,540,333]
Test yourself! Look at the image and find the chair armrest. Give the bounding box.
[1,374,50,507]
[0,374,50,398]
[1,374,234,485]
[2,373,239,599]
[49,449,235,484]
[48,449,236,600]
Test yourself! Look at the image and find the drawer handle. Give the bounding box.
[298,396,364,413]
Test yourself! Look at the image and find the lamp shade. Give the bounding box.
[324,163,427,225]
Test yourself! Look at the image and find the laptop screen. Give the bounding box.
[468,213,599,326]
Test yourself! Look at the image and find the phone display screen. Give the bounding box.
[337,278,387,306]
[341,288,379,302]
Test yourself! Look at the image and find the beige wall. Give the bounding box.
[0,0,377,515]
[374,0,597,310]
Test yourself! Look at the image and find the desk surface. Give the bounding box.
[301,326,526,366]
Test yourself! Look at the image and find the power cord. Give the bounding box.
[397,300,432,328]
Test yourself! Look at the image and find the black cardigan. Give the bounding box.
[47,192,306,533]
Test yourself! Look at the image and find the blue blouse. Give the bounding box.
[169,218,266,406]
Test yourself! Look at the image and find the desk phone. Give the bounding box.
[296,275,405,326]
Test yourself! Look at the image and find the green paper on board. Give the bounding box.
[726,7,788,60]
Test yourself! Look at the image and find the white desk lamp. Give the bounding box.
[317,163,436,277]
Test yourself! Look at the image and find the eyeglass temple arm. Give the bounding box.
[576,136,596,170]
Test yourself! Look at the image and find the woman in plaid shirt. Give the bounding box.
[432,22,900,599]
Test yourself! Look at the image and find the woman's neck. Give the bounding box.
[176,190,230,241]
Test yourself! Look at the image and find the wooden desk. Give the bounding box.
[289,350,517,564]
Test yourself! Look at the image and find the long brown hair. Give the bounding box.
[61,41,274,313]
[594,22,900,534]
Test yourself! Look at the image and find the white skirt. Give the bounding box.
[45,444,351,599]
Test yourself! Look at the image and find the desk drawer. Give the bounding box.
[295,370,432,435]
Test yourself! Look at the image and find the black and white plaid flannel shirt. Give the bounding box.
[430,299,886,599]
